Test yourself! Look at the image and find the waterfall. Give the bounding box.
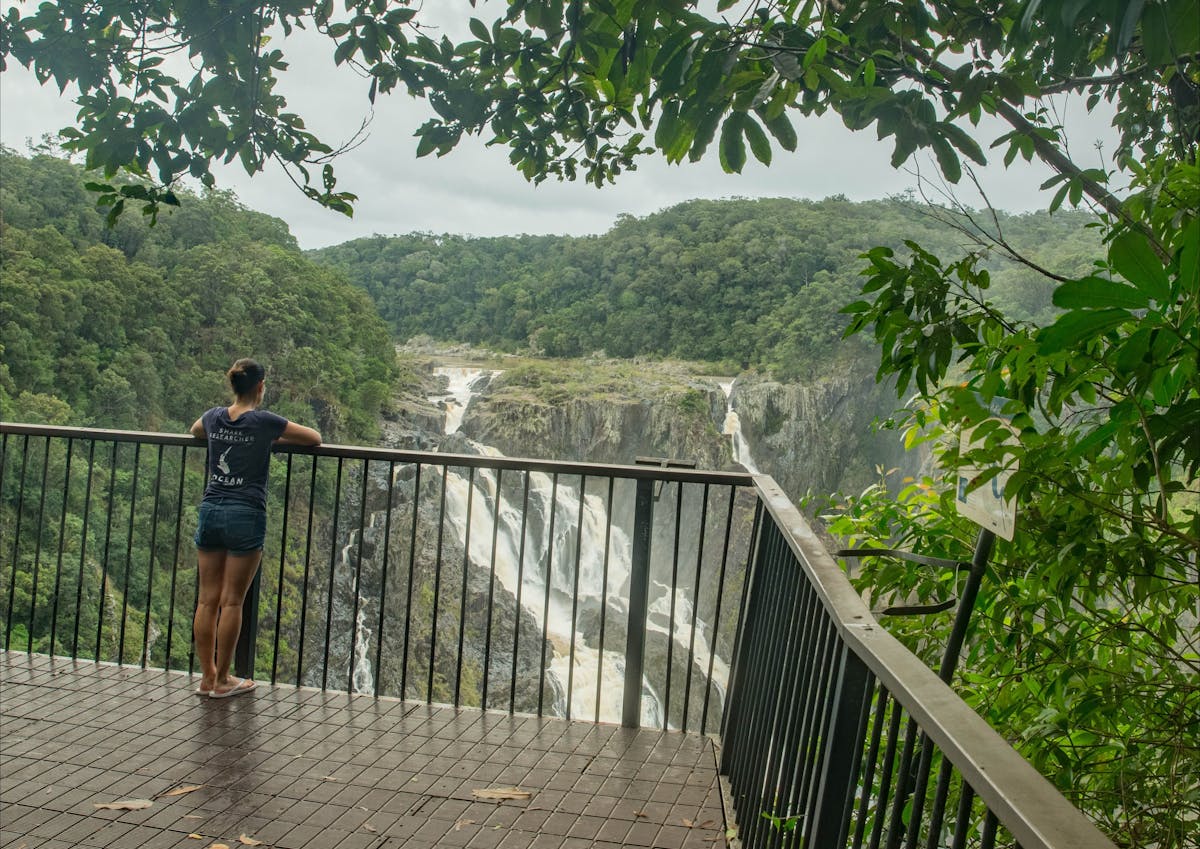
[719,379,760,474]
[347,364,728,725]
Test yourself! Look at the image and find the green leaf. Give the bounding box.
[1109,231,1170,303]
[719,113,747,173]
[763,112,797,152]
[1052,276,1150,310]
[1038,308,1131,353]
[743,115,771,165]
[469,18,490,42]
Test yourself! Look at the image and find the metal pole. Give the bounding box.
[622,477,654,728]
[938,528,995,684]
[234,568,261,679]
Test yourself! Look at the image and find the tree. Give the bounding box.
[4,2,1198,846]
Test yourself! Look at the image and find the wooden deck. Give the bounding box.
[0,652,730,849]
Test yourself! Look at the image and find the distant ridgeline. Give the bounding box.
[309,196,1100,377]
[0,148,396,441]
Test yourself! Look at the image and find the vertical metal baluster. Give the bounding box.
[979,811,998,849]
[481,467,502,710]
[321,457,344,690]
[923,758,955,849]
[189,439,207,675]
[663,480,683,726]
[401,463,422,700]
[774,589,826,846]
[164,444,188,669]
[27,438,52,654]
[701,486,737,735]
[374,459,396,697]
[4,435,30,650]
[509,472,531,713]
[297,455,318,686]
[428,464,449,702]
[719,495,763,750]
[95,441,119,662]
[271,453,293,685]
[867,701,904,849]
[948,782,975,849]
[740,539,798,847]
[140,444,164,667]
[594,476,615,724]
[72,441,97,659]
[797,621,843,845]
[852,686,890,849]
[681,482,710,733]
[454,467,475,707]
[903,732,936,849]
[735,525,794,840]
[837,669,878,849]
[117,442,142,665]
[49,438,75,657]
[722,514,773,786]
[348,459,370,694]
[885,718,922,849]
[537,474,559,717]
[566,475,585,721]
[725,522,777,812]
[747,552,808,847]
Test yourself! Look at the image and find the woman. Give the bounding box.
[190,358,321,698]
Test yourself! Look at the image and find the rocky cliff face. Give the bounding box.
[462,382,731,470]
[730,368,919,499]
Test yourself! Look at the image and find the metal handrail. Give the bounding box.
[748,476,1116,849]
[0,422,756,486]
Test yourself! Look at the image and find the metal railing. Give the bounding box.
[0,422,1116,849]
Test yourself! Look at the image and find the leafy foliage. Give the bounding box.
[313,196,1099,378]
[0,147,398,441]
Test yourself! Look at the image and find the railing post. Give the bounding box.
[234,568,261,679]
[622,477,654,728]
[806,641,872,848]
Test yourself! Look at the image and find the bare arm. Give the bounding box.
[275,421,322,446]
[189,418,206,439]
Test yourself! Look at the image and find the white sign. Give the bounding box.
[955,416,1019,541]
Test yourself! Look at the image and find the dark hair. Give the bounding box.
[227,358,265,398]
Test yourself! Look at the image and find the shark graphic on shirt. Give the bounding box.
[217,446,232,475]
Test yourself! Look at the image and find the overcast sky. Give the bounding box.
[0,15,1120,251]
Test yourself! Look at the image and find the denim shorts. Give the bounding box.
[194,500,267,555]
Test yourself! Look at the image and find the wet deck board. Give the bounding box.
[0,652,728,848]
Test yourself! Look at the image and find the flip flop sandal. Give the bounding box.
[209,677,256,699]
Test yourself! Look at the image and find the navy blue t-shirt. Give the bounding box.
[200,407,289,509]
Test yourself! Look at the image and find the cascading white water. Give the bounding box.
[719,379,760,474]
[349,365,729,722]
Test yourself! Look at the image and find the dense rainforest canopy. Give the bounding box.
[311,196,1099,375]
[0,147,397,440]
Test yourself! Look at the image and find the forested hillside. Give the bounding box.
[0,148,397,441]
[311,197,1100,377]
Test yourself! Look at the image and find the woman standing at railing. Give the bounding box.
[189,358,321,698]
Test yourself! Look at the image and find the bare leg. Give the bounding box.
[194,549,227,691]
[212,550,263,692]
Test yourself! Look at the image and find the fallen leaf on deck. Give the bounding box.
[683,818,695,828]
[187,834,203,840]
[209,843,230,849]
[183,814,204,820]
[634,810,648,818]
[471,787,532,801]
[319,775,340,782]
[94,798,153,811]
[363,824,378,833]
[237,836,264,846]
[159,785,204,798]
[454,819,476,831]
